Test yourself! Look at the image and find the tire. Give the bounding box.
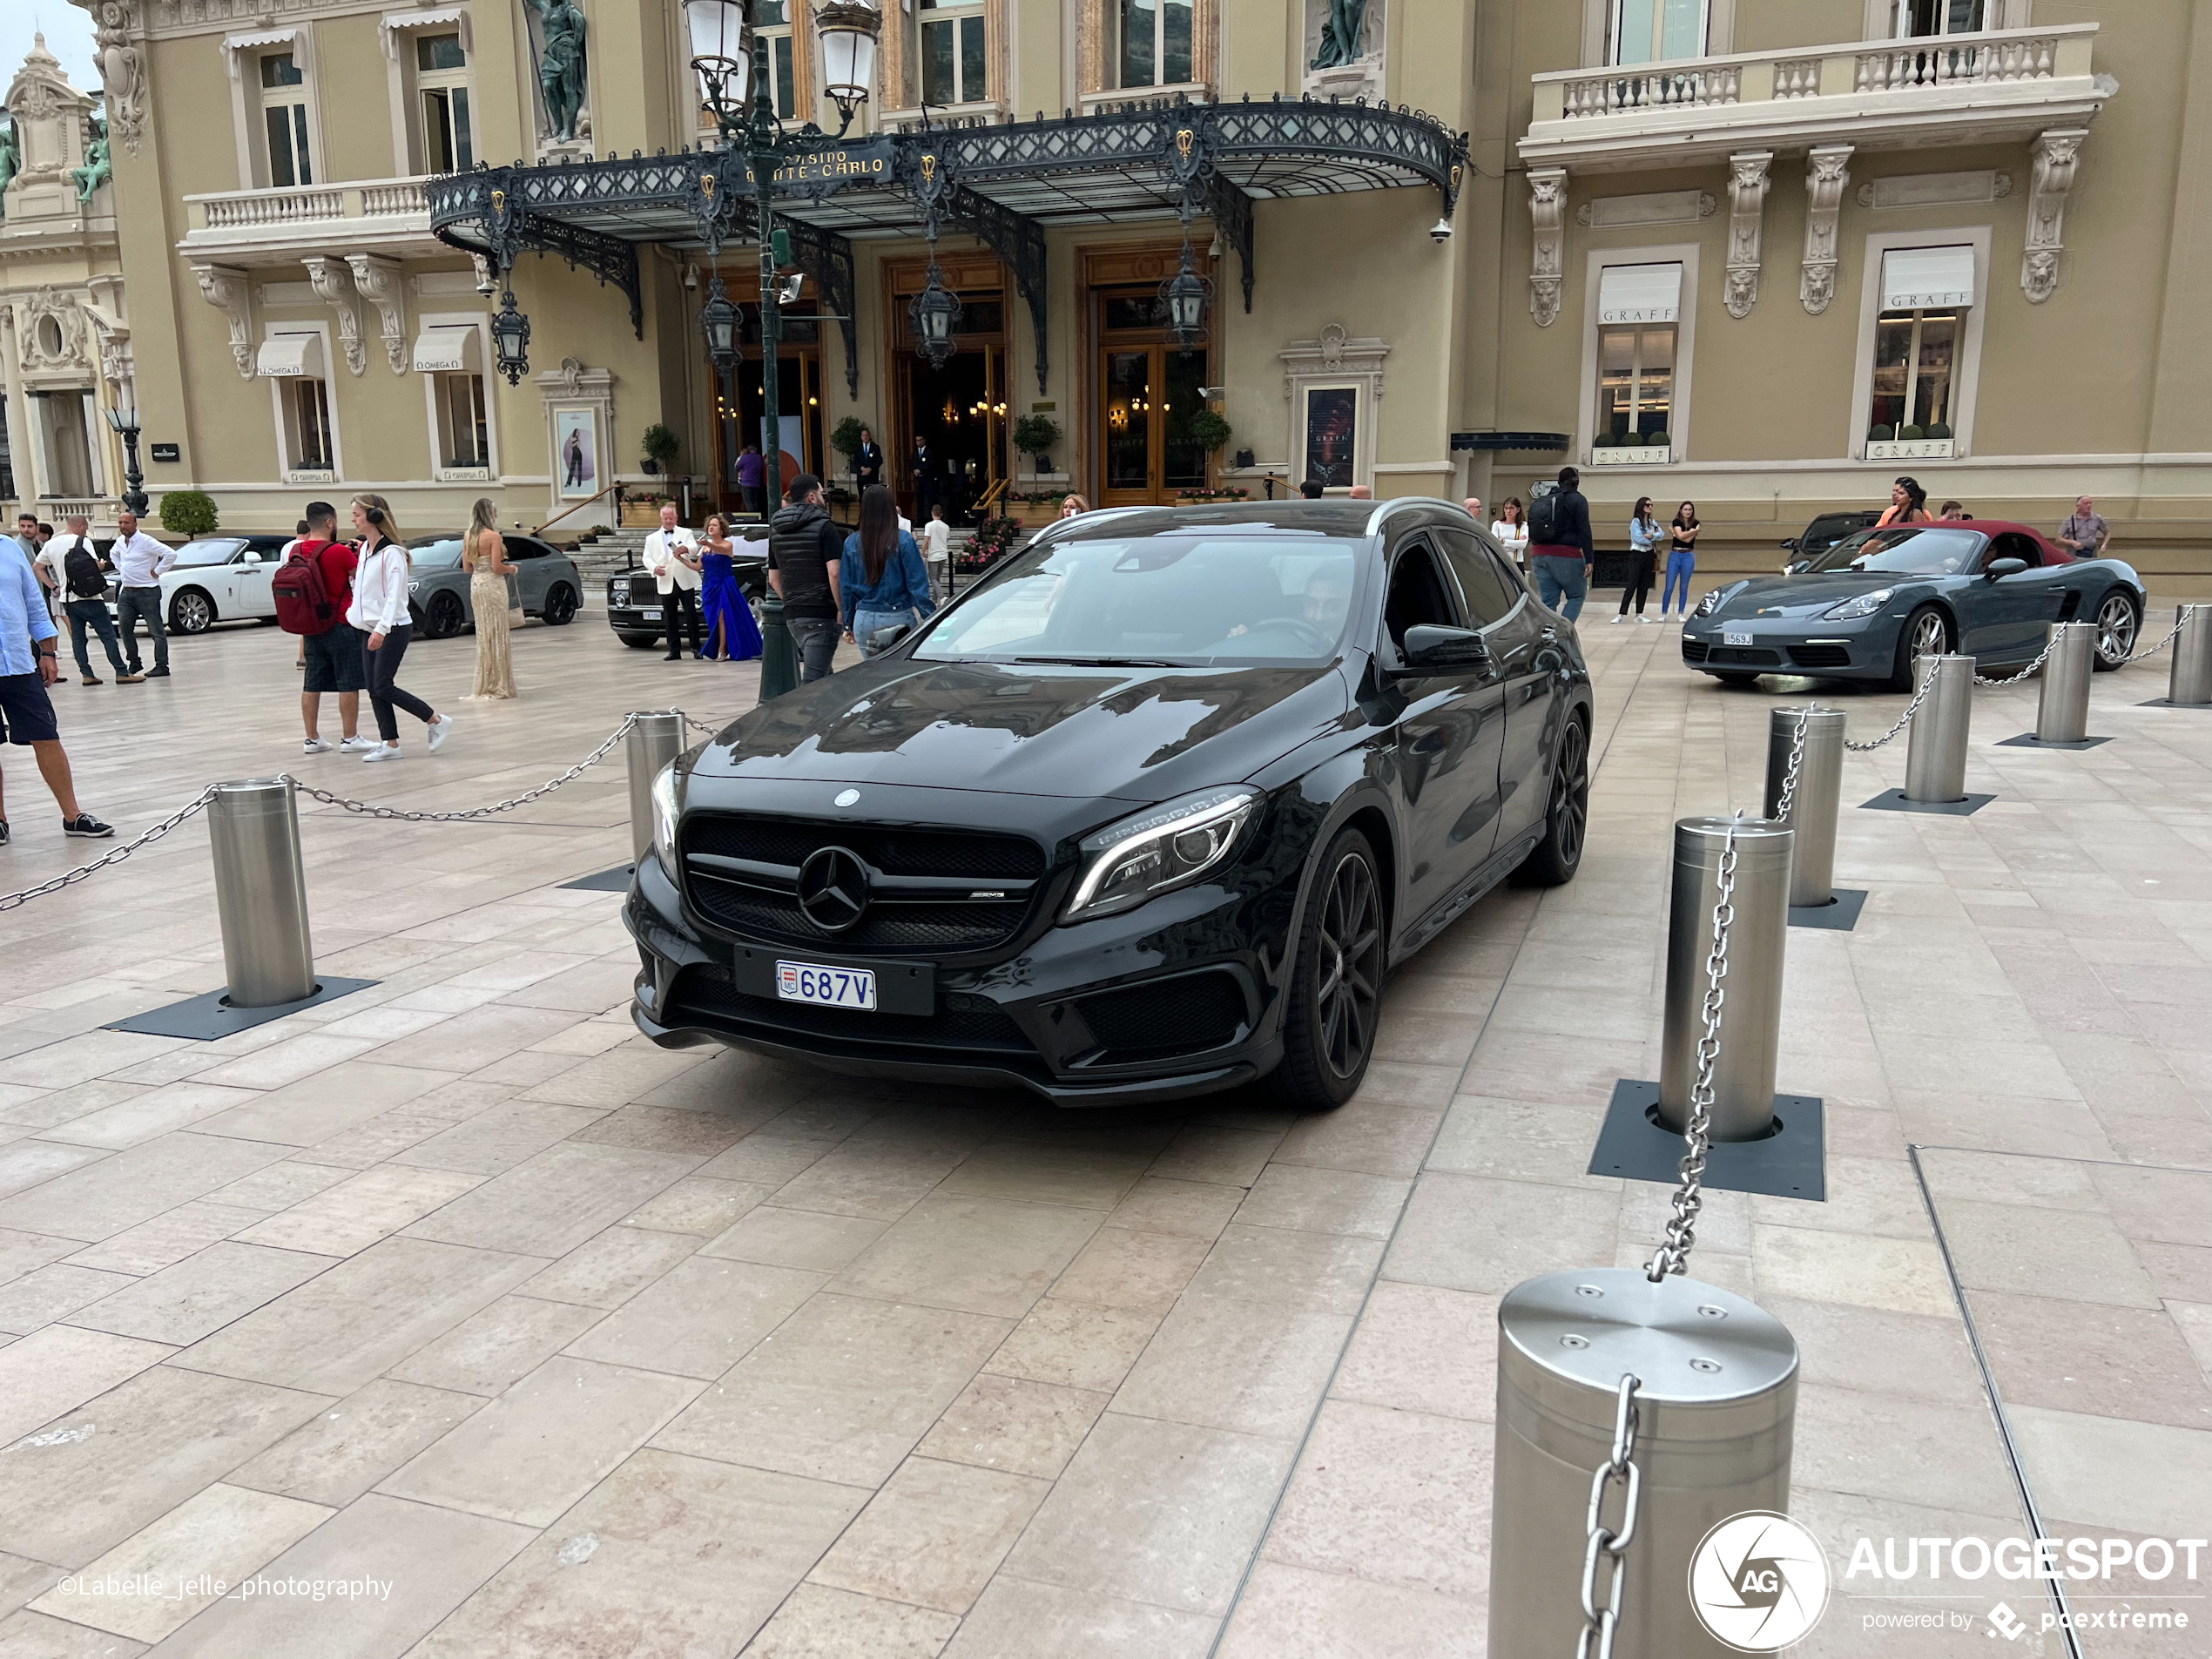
[618,632,662,650]
[542,583,578,626]
[1513,714,1589,887]
[1712,671,1762,688]
[1886,604,1951,692]
[2091,589,2139,671]
[424,590,465,640]
[1274,827,1386,1112]
[168,588,215,635]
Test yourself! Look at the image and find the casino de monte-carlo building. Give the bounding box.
[1,0,2205,588]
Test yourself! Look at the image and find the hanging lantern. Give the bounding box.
[909,263,962,369]
[699,274,738,369]
[685,0,753,133]
[491,287,532,386]
[1157,245,1212,357]
[815,0,880,137]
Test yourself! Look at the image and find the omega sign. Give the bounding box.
[745,138,894,192]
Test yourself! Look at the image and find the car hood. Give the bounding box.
[692,656,1352,805]
[1703,571,1925,621]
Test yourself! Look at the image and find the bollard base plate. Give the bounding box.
[1997,733,2111,751]
[1860,788,1993,817]
[560,864,636,892]
[106,977,380,1042]
[2135,698,2212,711]
[1789,887,1866,931]
[1588,1079,1825,1201]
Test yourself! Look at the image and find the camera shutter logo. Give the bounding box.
[1687,1511,1831,1651]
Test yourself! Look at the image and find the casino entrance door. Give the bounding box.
[886,252,1009,524]
[711,300,826,518]
[1087,247,1213,508]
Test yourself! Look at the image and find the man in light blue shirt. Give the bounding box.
[0,536,112,846]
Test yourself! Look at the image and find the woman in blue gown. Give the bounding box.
[698,513,763,661]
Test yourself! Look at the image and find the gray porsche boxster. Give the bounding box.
[1681,519,2147,690]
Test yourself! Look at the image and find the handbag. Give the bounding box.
[505,571,524,625]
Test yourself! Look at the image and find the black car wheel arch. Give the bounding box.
[1514,712,1588,887]
[424,590,466,639]
[1276,827,1386,1110]
[1888,604,1953,691]
[543,583,578,625]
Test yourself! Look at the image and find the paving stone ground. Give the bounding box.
[0,595,2205,1656]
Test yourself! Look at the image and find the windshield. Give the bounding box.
[913,534,1364,666]
[176,539,246,567]
[408,539,464,570]
[1806,525,1984,577]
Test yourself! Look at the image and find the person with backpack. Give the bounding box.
[277,501,374,755]
[49,516,138,685]
[767,473,846,683]
[1527,466,1595,622]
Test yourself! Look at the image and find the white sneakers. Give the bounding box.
[427,714,455,753]
[361,743,403,763]
[1609,614,1626,624]
[1638,614,1652,624]
[354,722,449,761]
[341,734,378,753]
[301,737,334,754]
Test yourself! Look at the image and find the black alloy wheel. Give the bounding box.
[168,588,215,635]
[2092,590,2139,671]
[425,590,466,639]
[543,583,578,626]
[1277,828,1386,1111]
[1887,604,1951,691]
[1514,714,1589,887]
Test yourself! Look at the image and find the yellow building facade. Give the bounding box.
[1,0,2203,587]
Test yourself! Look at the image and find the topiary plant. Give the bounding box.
[831,415,867,469]
[1189,408,1232,454]
[1926,421,1952,440]
[158,489,218,537]
[1899,424,1925,441]
[640,422,680,476]
[1644,430,1669,452]
[1615,431,1642,447]
[1012,414,1062,470]
[1868,424,1896,442]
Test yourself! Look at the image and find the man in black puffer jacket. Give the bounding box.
[768,474,846,682]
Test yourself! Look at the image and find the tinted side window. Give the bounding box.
[1383,541,1461,648]
[506,536,550,560]
[1437,529,1520,627]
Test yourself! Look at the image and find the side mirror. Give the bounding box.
[867,622,914,652]
[1393,624,1492,677]
[240,551,260,563]
[1985,557,2027,581]
[1779,537,1799,552]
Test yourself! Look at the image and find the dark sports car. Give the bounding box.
[1682,519,2147,690]
[624,501,1593,1109]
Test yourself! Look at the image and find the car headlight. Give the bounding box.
[650,762,683,879]
[1823,587,1894,621]
[1690,581,1745,619]
[1062,786,1258,924]
[610,578,631,604]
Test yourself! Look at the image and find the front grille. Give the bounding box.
[1681,639,1710,664]
[1790,644,1851,669]
[1073,971,1248,1064]
[1706,646,1781,667]
[680,813,1046,954]
[666,963,1032,1053]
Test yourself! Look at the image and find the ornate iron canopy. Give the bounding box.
[429,96,1468,395]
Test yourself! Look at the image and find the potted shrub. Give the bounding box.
[1644,430,1669,455]
[621,489,669,527]
[1927,421,1952,441]
[158,489,218,537]
[1868,424,1896,443]
[831,415,867,482]
[1899,424,1926,442]
[1013,414,1062,476]
[640,423,680,477]
[1189,408,1231,456]
[961,514,1022,570]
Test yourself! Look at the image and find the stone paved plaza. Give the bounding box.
[0,597,2207,1657]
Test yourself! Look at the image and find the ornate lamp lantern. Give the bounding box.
[909,264,962,369]
[816,0,880,136]
[684,0,753,131]
[699,275,739,369]
[491,287,532,385]
[1158,245,1211,356]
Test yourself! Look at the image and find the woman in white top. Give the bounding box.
[1491,498,1530,568]
[345,493,453,761]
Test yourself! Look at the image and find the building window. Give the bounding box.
[287,378,334,472]
[1892,0,1983,37]
[1597,326,1676,445]
[260,51,314,186]
[753,0,797,119]
[1116,0,1194,88]
[919,0,987,106]
[34,392,97,499]
[1610,0,1707,64]
[416,32,473,172]
[1869,311,1957,437]
[435,372,489,469]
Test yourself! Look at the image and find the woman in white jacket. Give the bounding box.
[1491,498,1530,568]
[347,494,453,762]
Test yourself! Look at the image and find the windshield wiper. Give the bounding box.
[1009,655,1190,668]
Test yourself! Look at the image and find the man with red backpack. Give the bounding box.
[276,501,374,755]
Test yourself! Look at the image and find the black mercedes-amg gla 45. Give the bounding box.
[627,500,1592,1110]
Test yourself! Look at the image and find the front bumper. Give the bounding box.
[622,834,1294,1107]
[1680,613,1889,678]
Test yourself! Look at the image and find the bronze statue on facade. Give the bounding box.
[525,0,590,143]
[1311,0,1369,70]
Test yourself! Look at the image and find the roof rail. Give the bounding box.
[1364,496,1478,537]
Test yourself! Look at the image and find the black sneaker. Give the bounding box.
[0,819,10,846]
[145,666,171,678]
[63,813,114,839]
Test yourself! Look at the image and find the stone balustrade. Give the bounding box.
[180,176,441,261]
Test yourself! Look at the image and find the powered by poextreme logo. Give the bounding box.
[1688,1511,1833,1651]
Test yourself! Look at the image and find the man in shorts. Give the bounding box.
[293,502,374,754]
[0,532,112,845]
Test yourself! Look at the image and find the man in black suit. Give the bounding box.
[911,439,938,516]
[854,427,883,490]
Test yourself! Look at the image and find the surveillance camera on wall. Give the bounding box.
[1430,219,1453,243]
[1197,386,1224,400]
[684,262,700,291]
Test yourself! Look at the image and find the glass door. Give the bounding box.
[1103,349,1154,506]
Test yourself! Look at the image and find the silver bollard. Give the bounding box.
[2172,604,2212,706]
[1763,708,1844,907]
[1902,652,1974,803]
[2034,621,2096,743]
[626,710,686,866]
[207,778,315,1008]
[1659,817,1791,1142]
[1488,1268,1799,1658]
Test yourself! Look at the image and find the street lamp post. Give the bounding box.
[748,28,784,504]
[105,405,149,519]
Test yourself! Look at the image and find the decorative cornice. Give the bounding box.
[301,254,366,374]
[345,252,406,372]
[1800,145,1851,316]
[190,260,253,376]
[1527,167,1567,328]
[2023,128,2085,305]
[1723,150,1772,320]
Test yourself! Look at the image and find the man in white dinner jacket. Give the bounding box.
[643,502,702,661]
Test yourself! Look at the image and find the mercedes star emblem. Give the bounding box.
[796,846,869,934]
[834,789,860,807]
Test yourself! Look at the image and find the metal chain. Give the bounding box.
[0,785,219,913]
[287,714,639,823]
[1773,706,1811,824]
[682,713,723,738]
[1575,1375,1646,1659]
[1842,662,1943,752]
[1648,816,1738,1280]
[1973,630,2060,688]
[2122,612,2187,663]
